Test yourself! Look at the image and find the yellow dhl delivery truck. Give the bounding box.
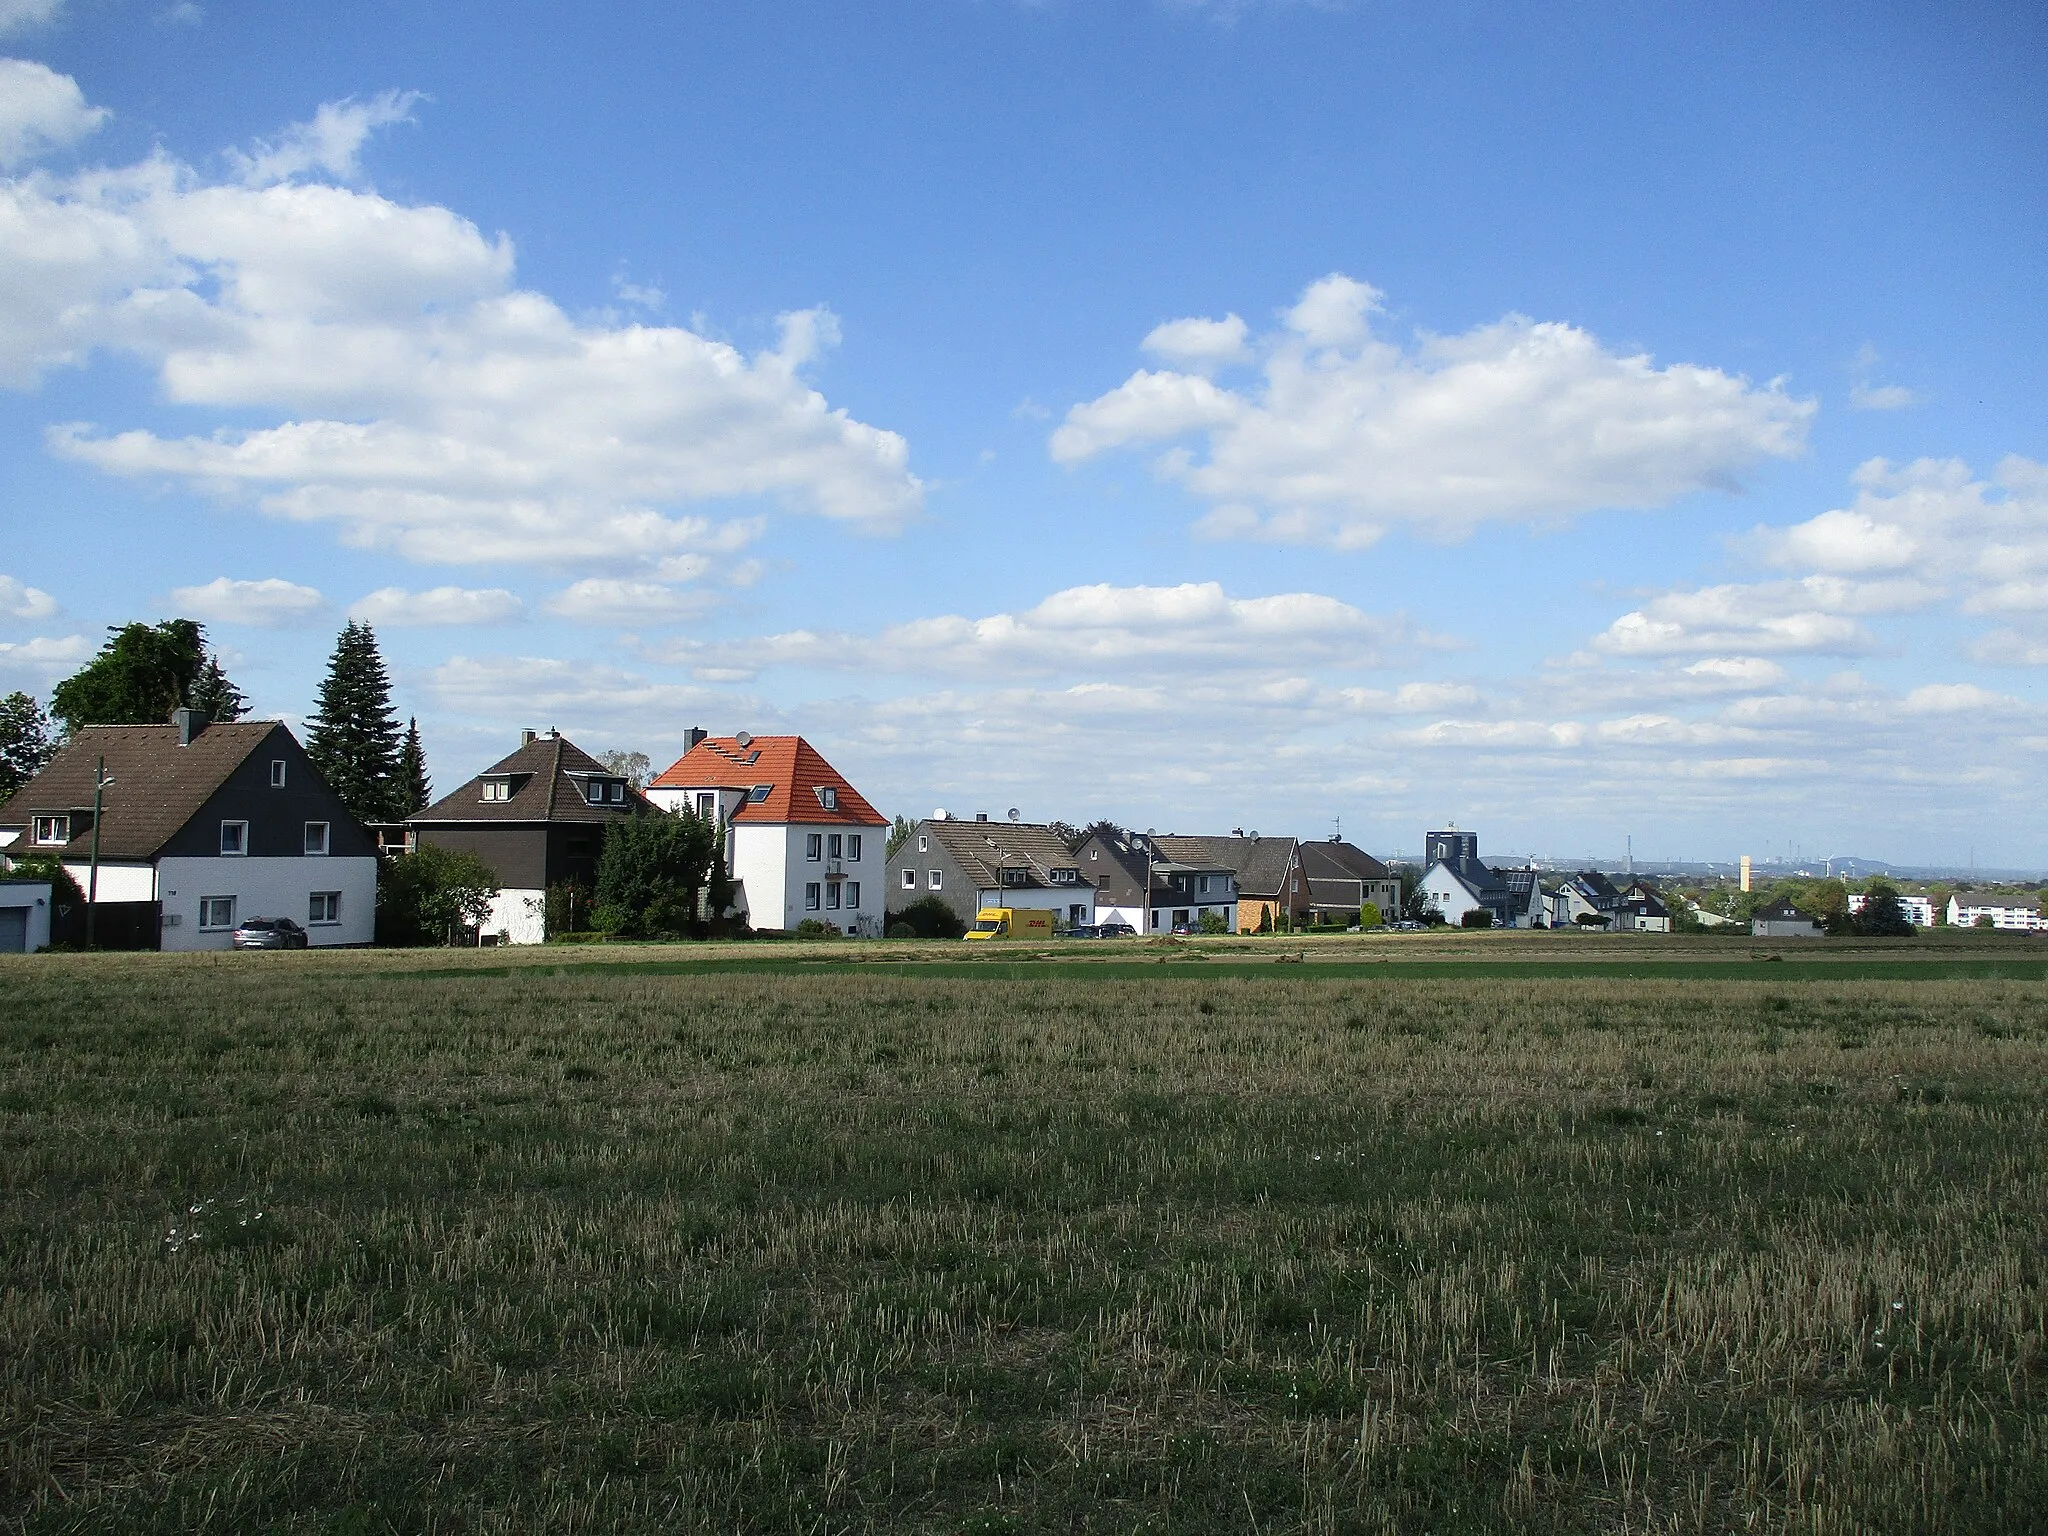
[963,906,1054,941]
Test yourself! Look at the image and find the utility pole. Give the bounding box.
[86,755,113,949]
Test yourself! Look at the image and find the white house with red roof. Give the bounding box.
[645,730,888,936]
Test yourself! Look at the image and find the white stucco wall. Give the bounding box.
[155,854,377,950]
[1418,865,1482,925]
[60,860,156,903]
[970,886,1097,924]
[486,888,548,945]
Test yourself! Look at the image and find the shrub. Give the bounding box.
[794,918,835,938]
[1198,911,1228,935]
[1460,908,1494,929]
[377,845,499,946]
[1573,912,1611,928]
[594,809,717,937]
[1358,901,1383,930]
[886,922,916,939]
[886,895,965,940]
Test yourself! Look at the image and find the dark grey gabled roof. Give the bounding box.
[0,721,286,859]
[411,732,655,827]
[1152,834,1296,896]
[919,820,1092,891]
[1297,840,1393,885]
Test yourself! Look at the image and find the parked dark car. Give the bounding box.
[1096,920,1137,938]
[231,917,309,950]
[1063,924,1100,939]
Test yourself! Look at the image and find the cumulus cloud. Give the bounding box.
[0,631,89,687]
[646,580,1417,681]
[1053,273,1813,547]
[349,585,522,626]
[0,3,65,37]
[3,67,923,567]
[0,573,58,619]
[1850,382,1920,412]
[1594,576,1936,658]
[226,90,422,185]
[0,57,107,168]
[541,579,719,626]
[167,575,325,627]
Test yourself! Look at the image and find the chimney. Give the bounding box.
[521,729,537,746]
[975,811,989,822]
[172,706,203,747]
[685,726,708,752]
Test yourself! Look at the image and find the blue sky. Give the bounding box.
[2,0,2044,866]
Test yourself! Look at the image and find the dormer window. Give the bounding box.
[610,782,624,803]
[480,779,511,802]
[586,780,606,805]
[32,814,69,846]
[814,785,838,810]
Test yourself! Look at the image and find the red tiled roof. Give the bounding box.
[648,736,886,826]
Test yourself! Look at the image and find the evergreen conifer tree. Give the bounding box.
[398,716,432,814]
[307,621,405,824]
[189,654,247,722]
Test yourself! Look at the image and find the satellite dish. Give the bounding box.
[932,807,949,821]
[1007,808,1020,821]
[734,730,753,748]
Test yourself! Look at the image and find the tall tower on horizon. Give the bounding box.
[1740,855,1752,892]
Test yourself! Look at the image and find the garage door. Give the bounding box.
[0,907,26,954]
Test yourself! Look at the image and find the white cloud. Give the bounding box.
[1594,575,1936,657]
[167,575,325,627]
[1053,273,1814,547]
[348,585,522,626]
[3,69,923,567]
[0,57,107,168]
[0,3,65,36]
[1849,382,1920,411]
[226,90,423,186]
[1901,682,2018,714]
[1141,312,1248,369]
[647,580,1416,680]
[541,579,718,626]
[0,631,88,687]
[1970,629,2048,667]
[0,573,58,619]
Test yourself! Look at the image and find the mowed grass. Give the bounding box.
[2,947,2045,1532]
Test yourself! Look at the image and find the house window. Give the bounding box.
[847,834,862,861]
[928,870,942,890]
[269,760,287,788]
[696,792,715,819]
[846,881,860,908]
[1199,875,1210,894]
[610,782,624,803]
[902,868,917,890]
[826,882,841,910]
[304,821,329,856]
[199,896,236,929]
[585,780,606,805]
[1089,848,1098,859]
[31,814,69,845]
[815,785,838,810]
[917,835,927,853]
[804,882,821,911]
[748,784,771,803]
[827,833,843,859]
[220,821,249,856]
[806,834,822,861]
[481,780,509,802]
[309,891,340,924]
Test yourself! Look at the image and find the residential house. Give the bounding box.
[0,709,376,950]
[1751,896,1824,938]
[1294,838,1403,926]
[410,729,655,943]
[1847,891,1936,928]
[648,731,887,935]
[1076,829,1238,933]
[1616,881,1670,933]
[1417,827,1538,927]
[891,815,1096,930]
[1552,870,1627,929]
[1141,833,1301,932]
[1945,892,2043,931]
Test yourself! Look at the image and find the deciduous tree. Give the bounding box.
[0,692,54,799]
[49,620,241,732]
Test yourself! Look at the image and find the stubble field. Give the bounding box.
[2,936,2045,1532]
